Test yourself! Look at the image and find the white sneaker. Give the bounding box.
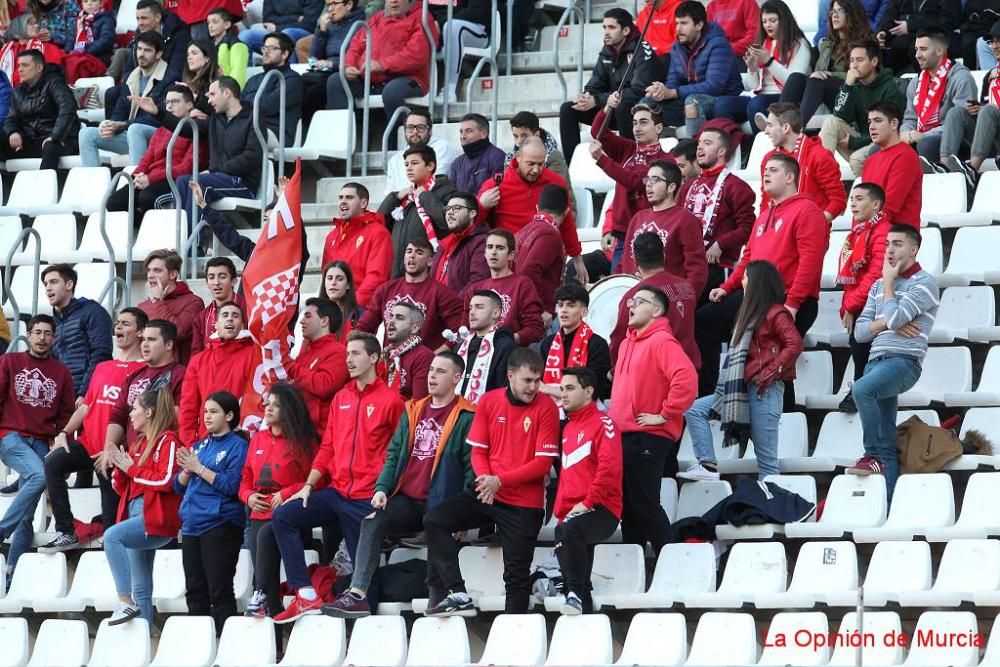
[677,463,720,481]
[108,600,140,626]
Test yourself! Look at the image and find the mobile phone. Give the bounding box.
[492,174,502,187]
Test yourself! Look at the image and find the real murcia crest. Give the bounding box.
[523,416,532,433]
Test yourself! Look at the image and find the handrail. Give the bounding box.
[442,0,454,120]
[339,20,372,177]
[252,68,286,229]
[464,0,499,141]
[3,228,41,351]
[96,170,136,311]
[419,0,438,119]
[381,105,412,175]
[505,0,513,80]
[165,115,200,280]
[180,219,212,265]
[552,6,585,104]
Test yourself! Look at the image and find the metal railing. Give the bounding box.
[3,228,40,351]
[463,0,500,138]
[252,68,287,232]
[382,105,412,175]
[553,5,585,104]
[419,0,438,120]
[165,116,201,280]
[339,20,372,177]
[95,170,135,311]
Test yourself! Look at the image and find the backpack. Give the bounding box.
[896,415,963,474]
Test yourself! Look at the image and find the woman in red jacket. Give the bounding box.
[318,261,362,345]
[104,387,182,626]
[239,382,317,620]
[679,260,803,481]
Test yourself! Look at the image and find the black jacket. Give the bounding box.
[672,478,817,541]
[3,66,79,143]
[123,10,190,81]
[264,0,324,31]
[242,63,303,148]
[539,327,612,400]
[378,174,457,278]
[585,31,640,107]
[878,0,960,33]
[208,104,264,192]
[454,327,516,396]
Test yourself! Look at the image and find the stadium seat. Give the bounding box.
[784,474,887,539]
[586,544,645,609]
[675,480,732,520]
[758,612,830,666]
[928,170,1000,227]
[684,612,758,666]
[71,212,132,263]
[71,263,118,311]
[731,133,770,182]
[661,478,679,523]
[545,615,613,666]
[926,472,1000,541]
[133,209,188,258]
[0,618,28,667]
[716,475,817,540]
[946,348,1000,406]
[568,143,614,192]
[677,421,738,472]
[755,541,857,609]
[215,617,276,667]
[12,215,76,265]
[152,549,187,612]
[413,546,505,612]
[684,542,786,608]
[828,540,933,607]
[793,351,833,406]
[941,227,1000,286]
[901,611,980,666]
[928,286,996,343]
[87,618,150,667]
[284,110,354,163]
[1,170,57,214]
[232,549,253,613]
[278,615,346,667]
[614,613,687,666]
[719,415,809,475]
[344,616,408,667]
[33,551,117,612]
[615,542,716,610]
[475,614,547,666]
[821,231,849,288]
[27,620,89,667]
[896,538,1000,607]
[827,611,903,666]
[898,346,973,405]
[920,173,968,226]
[853,473,955,542]
[917,226,944,278]
[0,552,68,613]
[149,616,216,667]
[212,162,275,212]
[74,76,115,123]
[56,167,112,215]
[946,410,1000,471]
[405,617,470,666]
[572,186,594,229]
[978,615,1000,665]
[0,215,21,258]
[804,291,850,348]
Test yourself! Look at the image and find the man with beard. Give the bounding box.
[381,302,435,400]
[321,182,393,308]
[386,110,458,191]
[432,193,490,292]
[287,298,350,434]
[449,114,505,193]
[360,239,464,351]
[454,290,517,404]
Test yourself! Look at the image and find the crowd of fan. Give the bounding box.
[0,0,973,649]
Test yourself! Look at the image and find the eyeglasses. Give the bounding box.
[261,44,283,52]
[445,204,472,213]
[829,7,846,14]
[626,296,652,308]
[404,124,430,132]
[29,329,54,337]
[989,37,1000,45]
[642,175,667,185]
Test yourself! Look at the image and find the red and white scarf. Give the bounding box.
[837,210,884,285]
[455,329,496,405]
[542,323,593,385]
[914,57,953,132]
[990,68,1000,107]
[402,174,439,250]
[690,166,730,241]
[0,40,42,86]
[74,10,99,52]
[754,37,791,93]
[381,334,421,390]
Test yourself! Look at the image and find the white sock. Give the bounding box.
[299,587,317,600]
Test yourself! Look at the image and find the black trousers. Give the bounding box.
[558,101,633,162]
[554,505,618,611]
[106,179,172,221]
[882,34,918,74]
[423,490,543,613]
[621,432,674,555]
[780,72,843,126]
[248,519,284,616]
[44,439,119,534]
[0,130,79,170]
[182,521,243,629]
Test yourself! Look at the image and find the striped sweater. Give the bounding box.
[854,263,939,363]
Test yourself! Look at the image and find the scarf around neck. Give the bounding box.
[435,223,477,284]
[74,10,98,51]
[393,173,439,249]
[456,329,496,405]
[382,334,422,389]
[462,137,492,158]
[915,57,953,132]
[837,210,884,286]
[543,323,593,385]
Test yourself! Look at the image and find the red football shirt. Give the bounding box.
[79,359,145,455]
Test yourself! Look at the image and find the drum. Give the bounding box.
[584,274,639,341]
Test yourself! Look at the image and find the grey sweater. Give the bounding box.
[901,63,977,134]
[855,265,939,362]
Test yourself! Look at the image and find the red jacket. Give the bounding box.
[135,125,207,187]
[287,334,349,435]
[514,214,566,313]
[611,271,700,369]
[620,205,709,296]
[555,402,623,521]
[591,108,674,234]
[175,0,242,23]
[321,212,394,308]
[138,281,206,365]
[312,377,404,499]
[744,304,803,386]
[609,318,697,441]
[344,2,439,92]
[678,167,756,267]
[706,0,759,57]
[238,429,312,520]
[114,431,182,538]
[192,293,248,356]
[861,141,922,228]
[839,215,891,317]
[178,334,256,445]
[478,158,582,256]
[722,194,829,310]
[760,137,847,219]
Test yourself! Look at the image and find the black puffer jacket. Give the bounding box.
[3,65,79,143]
[585,31,640,107]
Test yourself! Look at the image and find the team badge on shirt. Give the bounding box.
[356,236,364,248]
[366,404,375,418]
[523,416,532,433]
[13,367,57,408]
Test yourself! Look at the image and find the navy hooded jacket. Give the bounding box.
[53,297,113,397]
[665,21,744,99]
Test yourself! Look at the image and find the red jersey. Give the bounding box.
[555,402,623,521]
[358,277,464,350]
[611,270,700,369]
[238,429,313,520]
[514,214,566,313]
[110,363,186,448]
[0,352,75,440]
[79,358,145,456]
[619,205,709,296]
[178,335,256,445]
[678,167,756,267]
[287,334,349,434]
[382,343,434,401]
[760,136,847,219]
[464,273,546,345]
[861,141,923,229]
[468,388,559,509]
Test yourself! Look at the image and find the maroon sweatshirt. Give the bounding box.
[620,205,709,296]
[464,273,546,345]
[678,166,756,267]
[109,362,186,447]
[0,352,75,439]
[358,277,464,350]
[514,213,567,313]
[610,270,700,370]
[382,343,434,400]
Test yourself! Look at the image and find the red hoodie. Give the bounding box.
[175,0,243,23]
[321,211,394,308]
[609,318,697,441]
[239,428,312,520]
[838,213,891,317]
[611,270,700,369]
[287,334,349,435]
[722,194,829,310]
[138,281,206,365]
[0,352,75,440]
[514,214,566,313]
[113,431,182,537]
[312,377,404,499]
[178,334,256,444]
[760,136,847,219]
[861,141,922,229]
[135,125,208,187]
[619,205,709,296]
[636,0,683,54]
[555,402,623,521]
[192,293,247,356]
[344,2,439,92]
[478,158,582,257]
[706,0,759,57]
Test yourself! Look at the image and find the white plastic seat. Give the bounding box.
[278,615,346,667]
[0,618,29,667]
[405,617,470,666]
[896,538,1000,607]
[74,76,114,123]
[898,346,973,405]
[344,616,407,667]
[149,616,216,667]
[133,209,188,257]
[545,615,612,666]
[214,617,276,667]
[717,414,809,475]
[72,212,132,263]
[615,613,687,666]
[540,544,642,611]
[684,542,786,608]
[821,231,849,288]
[34,551,117,612]
[677,421,738,471]
[212,162,275,212]
[920,172,967,226]
[13,214,77,265]
[785,475,887,539]
[0,216,21,260]
[475,614,547,666]
[675,480,732,520]
[284,110,353,162]
[804,291,850,347]
[793,351,833,406]
[943,410,1000,470]
[902,611,980,666]
[410,546,504,613]
[232,548,253,612]
[568,143,614,192]
[0,552,67,612]
[731,133,770,182]
[1,170,57,214]
[115,0,138,32]
[755,541,858,609]
[152,549,187,612]
[918,226,945,277]
[929,286,996,343]
[929,170,1000,227]
[758,612,830,666]
[946,349,1000,406]
[853,473,955,542]
[941,226,1000,286]
[72,263,117,309]
[978,615,1000,665]
[684,612,758,666]
[827,612,903,666]
[660,478,678,523]
[87,618,150,667]
[27,620,89,667]
[828,540,932,607]
[615,542,716,609]
[57,167,112,214]
[716,475,817,540]
[927,472,1000,540]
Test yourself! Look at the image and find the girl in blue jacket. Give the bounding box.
[173,391,249,630]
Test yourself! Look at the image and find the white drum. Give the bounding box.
[584,274,639,341]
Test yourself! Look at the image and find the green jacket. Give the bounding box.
[815,38,849,77]
[374,396,476,506]
[832,68,906,151]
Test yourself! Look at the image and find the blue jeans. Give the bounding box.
[239,24,311,60]
[853,355,922,500]
[683,94,718,138]
[79,123,157,167]
[104,497,174,623]
[713,94,780,134]
[0,433,47,572]
[175,172,256,227]
[684,381,784,479]
[978,38,997,69]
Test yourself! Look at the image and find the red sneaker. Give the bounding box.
[847,456,883,476]
[273,592,323,624]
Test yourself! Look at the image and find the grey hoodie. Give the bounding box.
[902,61,977,134]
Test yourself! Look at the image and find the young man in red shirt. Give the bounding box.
[422,348,559,616]
[861,101,923,229]
[554,367,622,615]
[0,315,76,573]
[272,332,404,623]
[321,182,393,308]
[380,302,435,401]
[287,298,349,434]
[514,185,569,319]
[192,257,246,355]
[137,250,205,365]
[40,308,148,553]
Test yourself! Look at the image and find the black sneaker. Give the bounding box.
[838,391,857,414]
[950,155,979,188]
[322,591,371,619]
[919,156,947,175]
[424,591,477,617]
[37,532,79,554]
[244,589,268,618]
[0,480,18,496]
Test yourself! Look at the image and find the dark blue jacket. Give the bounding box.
[665,21,743,99]
[53,297,113,397]
[264,0,325,31]
[448,139,505,193]
[110,60,173,126]
[242,62,302,147]
[0,71,11,123]
[173,431,249,536]
[84,11,117,63]
[310,6,365,64]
